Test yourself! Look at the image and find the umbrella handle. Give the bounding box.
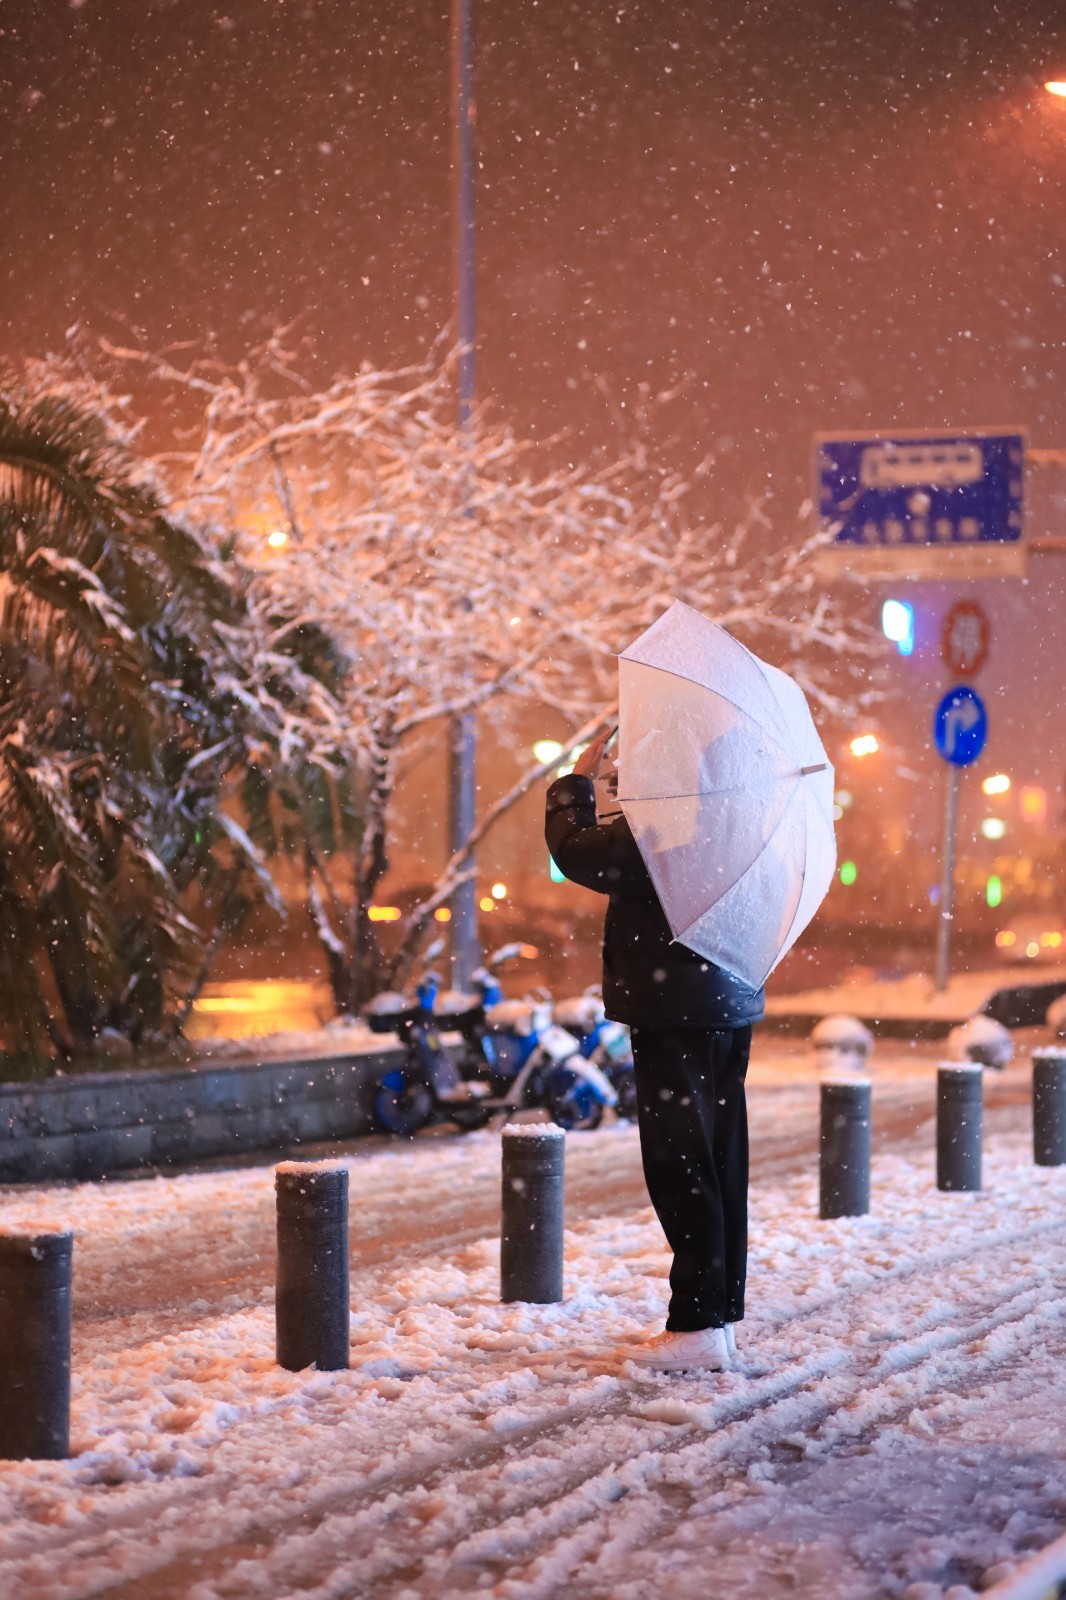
[800,764,828,776]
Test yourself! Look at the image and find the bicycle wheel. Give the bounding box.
[374,1068,434,1136]
[546,1065,604,1131]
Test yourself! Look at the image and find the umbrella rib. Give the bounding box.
[619,770,821,804]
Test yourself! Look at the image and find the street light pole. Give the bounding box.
[449,0,481,988]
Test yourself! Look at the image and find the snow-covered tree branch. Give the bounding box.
[32,333,880,1010]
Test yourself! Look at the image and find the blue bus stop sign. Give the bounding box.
[816,431,1023,552]
[934,686,987,766]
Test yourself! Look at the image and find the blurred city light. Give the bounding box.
[491,881,507,900]
[1046,81,1066,97]
[982,773,1011,796]
[980,818,1007,840]
[995,930,1016,948]
[839,860,857,886]
[267,528,289,549]
[835,790,853,809]
[1026,941,1040,958]
[479,896,495,912]
[881,599,915,656]
[533,739,565,765]
[549,854,565,883]
[368,905,401,922]
[434,907,452,922]
[849,734,879,758]
[1019,785,1048,825]
[986,875,1003,909]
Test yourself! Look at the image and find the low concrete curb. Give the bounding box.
[0,1040,404,1185]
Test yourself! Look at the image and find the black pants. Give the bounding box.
[630,1025,751,1333]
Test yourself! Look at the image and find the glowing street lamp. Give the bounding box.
[1045,81,1066,98]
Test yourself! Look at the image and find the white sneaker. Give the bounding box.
[626,1326,730,1372]
[725,1323,738,1359]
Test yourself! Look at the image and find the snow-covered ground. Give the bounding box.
[0,1044,1062,1600]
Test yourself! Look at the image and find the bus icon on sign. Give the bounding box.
[859,442,984,490]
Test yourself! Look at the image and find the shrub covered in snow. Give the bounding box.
[810,1014,874,1075]
[946,1015,1014,1071]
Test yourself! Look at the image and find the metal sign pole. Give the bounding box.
[448,0,482,989]
[934,763,960,993]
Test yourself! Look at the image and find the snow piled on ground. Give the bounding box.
[0,1110,1063,1598]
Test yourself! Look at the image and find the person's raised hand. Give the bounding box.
[572,730,612,779]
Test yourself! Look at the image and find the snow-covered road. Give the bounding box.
[0,1041,1062,1600]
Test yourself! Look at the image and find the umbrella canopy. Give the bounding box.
[617,601,836,990]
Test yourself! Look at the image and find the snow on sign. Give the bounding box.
[942,598,990,677]
[814,430,1026,578]
[934,685,988,766]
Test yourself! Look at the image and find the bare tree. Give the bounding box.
[34,333,878,1010]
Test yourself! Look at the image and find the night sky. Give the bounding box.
[4,0,1066,522]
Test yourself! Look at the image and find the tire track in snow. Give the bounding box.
[76,1210,1064,1600]
[56,1085,1026,1359]
[0,1081,1042,1600]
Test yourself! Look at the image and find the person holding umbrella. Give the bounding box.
[544,602,835,1372]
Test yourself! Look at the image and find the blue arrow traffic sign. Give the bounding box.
[933,686,988,767]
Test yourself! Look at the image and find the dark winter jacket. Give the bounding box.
[545,772,765,1030]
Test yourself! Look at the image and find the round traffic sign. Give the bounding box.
[941,599,990,677]
[933,685,988,766]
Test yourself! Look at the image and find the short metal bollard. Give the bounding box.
[1032,1048,1066,1167]
[275,1163,350,1372]
[500,1123,565,1303]
[819,1078,872,1219]
[937,1062,983,1192]
[0,1227,73,1460]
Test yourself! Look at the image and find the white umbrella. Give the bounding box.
[616,601,836,990]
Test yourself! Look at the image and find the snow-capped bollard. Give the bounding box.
[937,1063,983,1192]
[0,1227,72,1460]
[1032,1048,1066,1167]
[500,1123,565,1303]
[819,1079,871,1219]
[275,1163,350,1372]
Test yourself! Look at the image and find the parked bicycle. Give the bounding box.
[553,989,637,1120]
[365,949,617,1135]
